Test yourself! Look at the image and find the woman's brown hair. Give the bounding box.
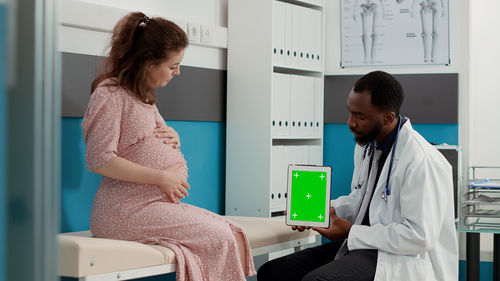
[91,12,188,104]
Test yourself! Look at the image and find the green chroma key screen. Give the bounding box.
[289,170,328,222]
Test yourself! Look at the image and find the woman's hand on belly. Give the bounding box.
[157,161,190,203]
[154,125,181,149]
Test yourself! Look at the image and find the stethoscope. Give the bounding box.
[353,142,374,190]
[354,116,403,202]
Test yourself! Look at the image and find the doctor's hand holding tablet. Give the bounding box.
[285,164,352,240]
[311,207,352,241]
[290,207,353,241]
[285,164,351,240]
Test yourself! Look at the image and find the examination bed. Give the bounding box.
[59,216,318,280]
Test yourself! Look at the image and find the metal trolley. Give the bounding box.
[457,166,500,281]
[459,166,500,230]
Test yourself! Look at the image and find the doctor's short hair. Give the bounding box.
[353,71,404,116]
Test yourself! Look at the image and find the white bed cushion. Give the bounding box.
[227,216,315,249]
[59,231,176,278]
[59,216,316,277]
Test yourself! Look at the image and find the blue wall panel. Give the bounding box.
[323,124,356,199]
[411,124,458,146]
[166,120,226,213]
[458,260,493,281]
[0,5,7,281]
[61,118,226,233]
[61,118,101,232]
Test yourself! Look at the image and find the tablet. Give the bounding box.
[286,164,332,228]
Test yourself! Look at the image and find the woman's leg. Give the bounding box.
[233,231,249,275]
[117,202,249,281]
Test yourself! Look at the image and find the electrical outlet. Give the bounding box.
[187,22,200,43]
[200,25,211,44]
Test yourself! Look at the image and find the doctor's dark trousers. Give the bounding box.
[257,239,377,281]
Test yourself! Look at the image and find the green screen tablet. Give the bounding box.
[286,164,332,228]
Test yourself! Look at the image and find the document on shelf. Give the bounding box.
[470,209,500,216]
[468,179,500,189]
[466,195,500,205]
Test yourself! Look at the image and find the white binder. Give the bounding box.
[270,145,284,211]
[272,1,285,66]
[295,145,310,165]
[273,144,293,211]
[282,146,296,208]
[313,77,323,137]
[290,75,305,137]
[290,5,300,67]
[284,2,293,66]
[309,144,323,166]
[306,76,316,136]
[272,73,291,137]
[291,75,316,137]
[311,8,322,69]
[275,3,322,71]
[301,8,314,68]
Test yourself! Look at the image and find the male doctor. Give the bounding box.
[257,71,458,281]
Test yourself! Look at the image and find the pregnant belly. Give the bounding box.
[121,136,188,177]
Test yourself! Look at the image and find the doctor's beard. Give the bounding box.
[352,119,383,146]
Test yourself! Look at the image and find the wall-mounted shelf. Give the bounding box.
[226,0,325,217]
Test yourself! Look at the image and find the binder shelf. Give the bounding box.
[226,0,325,218]
[457,166,500,233]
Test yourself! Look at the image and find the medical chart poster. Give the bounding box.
[340,0,450,67]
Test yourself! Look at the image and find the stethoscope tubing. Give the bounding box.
[354,116,403,202]
[384,116,403,200]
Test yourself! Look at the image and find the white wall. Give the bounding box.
[60,0,228,70]
[469,1,500,166]
[76,0,227,27]
[468,0,500,261]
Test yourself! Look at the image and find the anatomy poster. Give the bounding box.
[340,0,450,67]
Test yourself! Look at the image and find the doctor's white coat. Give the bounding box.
[332,120,458,281]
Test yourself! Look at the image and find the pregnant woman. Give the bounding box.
[82,12,255,281]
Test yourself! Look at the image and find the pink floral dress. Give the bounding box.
[82,79,256,281]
